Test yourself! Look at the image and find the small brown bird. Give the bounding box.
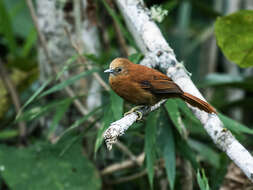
[104,58,216,118]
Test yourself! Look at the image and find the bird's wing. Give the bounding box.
[140,79,183,95]
[131,65,182,95]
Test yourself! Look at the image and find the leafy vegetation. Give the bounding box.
[215,10,253,68]
[0,0,252,190]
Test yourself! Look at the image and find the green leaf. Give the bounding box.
[198,73,253,92]
[0,0,18,54]
[210,154,229,190]
[215,10,253,67]
[188,139,220,168]
[199,73,243,87]
[177,99,201,125]
[58,106,102,141]
[165,99,184,136]
[0,142,101,190]
[177,138,199,170]
[219,113,253,135]
[6,0,33,39]
[110,90,123,120]
[21,28,37,57]
[101,0,137,50]
[83,54,102,64]
[177,99,207,135]
[221,97,253,110]
[20,77,53,111]
[17,98,74,122]
[56,55,79,80]
[128,53,144,64]
[94,106,114,153]
[0,129,18,140]
[177,98,204,127]
[145,111,159,189]
[197,169,210,190]
[48,99,72,138]
[158,109,176,190]
[40,68,98,98]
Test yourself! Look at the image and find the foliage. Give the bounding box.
[197,169,210,190]
[0,139,101,190]
[215,10,253,68]
[0,0,253,190]
[158,109,176,190]
[145,111,159,188]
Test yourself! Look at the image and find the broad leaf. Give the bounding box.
[0,142,101,190]
[215,10,253,67]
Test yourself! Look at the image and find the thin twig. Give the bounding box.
[0,60,26,141]
[101,152,145,175]
[104,158,164,184]
[106,169,147,184]
[114,141,143,166]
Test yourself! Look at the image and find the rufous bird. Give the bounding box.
[104,58,216,119]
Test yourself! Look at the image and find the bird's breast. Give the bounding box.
[109,75,158,105]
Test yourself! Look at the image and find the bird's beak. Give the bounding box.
[104,68,114,73]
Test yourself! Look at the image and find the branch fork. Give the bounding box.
[104,99,166,150]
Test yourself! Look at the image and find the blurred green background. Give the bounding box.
[0,0,253,189]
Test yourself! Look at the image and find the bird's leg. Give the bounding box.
[124,105,147,120]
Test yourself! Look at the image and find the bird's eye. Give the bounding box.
[116,67,122,72]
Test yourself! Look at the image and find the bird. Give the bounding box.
[104,58,216,119]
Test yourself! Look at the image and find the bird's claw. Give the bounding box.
[124,106,145,121]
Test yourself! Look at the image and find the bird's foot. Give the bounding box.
[124,106,146,121]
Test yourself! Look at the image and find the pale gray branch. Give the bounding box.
[104,0,253,182]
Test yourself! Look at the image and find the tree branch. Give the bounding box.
[104,0,253,182]
[104,100,166,150]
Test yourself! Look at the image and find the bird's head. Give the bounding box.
[104,58,130,77]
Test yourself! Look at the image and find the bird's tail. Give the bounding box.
[181,92,217,114]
